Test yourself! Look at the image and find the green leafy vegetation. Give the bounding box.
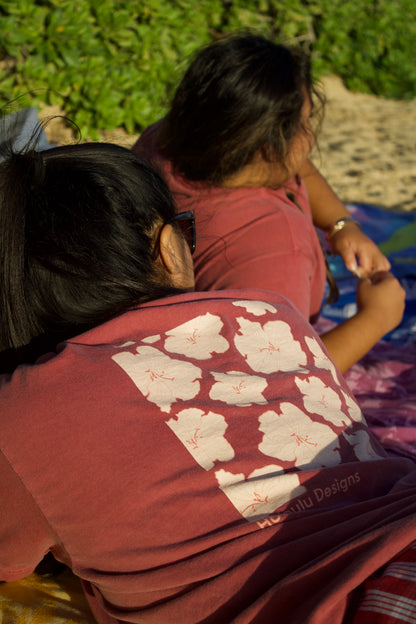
[0,0,414,137]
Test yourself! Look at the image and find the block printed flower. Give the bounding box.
[164,313,229,360]
[305,336,341,384]
[216,465,306,520]
[340,389,365,423]
[112,345,201,413]
[209,371,268,406]
[232,300,277,316]
[258,405,341,468]
[234,317,307,373]
[295,376,351,428]
[343,428,383,461]
[142,334,160,344]
[167,408,234,470]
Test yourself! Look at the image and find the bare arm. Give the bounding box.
[300,159,390,276]
[319,272,405,373]
[300,159,351,228]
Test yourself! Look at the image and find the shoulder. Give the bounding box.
[139,289,311,337]
[200,184,313,244]
[205,181,310,219]
[132,120,164,159]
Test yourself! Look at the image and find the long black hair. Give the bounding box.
[0,141,181,368]
[160,33,323,185]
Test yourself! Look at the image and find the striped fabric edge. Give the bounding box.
[386,563,416,583]
[358,589,416,624]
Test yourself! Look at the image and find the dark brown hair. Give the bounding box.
[0,141,181,368]
[160,33,324,185]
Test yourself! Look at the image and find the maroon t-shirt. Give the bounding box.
[134,122,327,320]
[1,290,416,624]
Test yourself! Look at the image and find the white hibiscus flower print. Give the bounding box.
[234,318,307,373]
[295,376,350,428]
[112,346,201,413]
[167,408,234,470]
[142,334,160,344]
[164,313,229,360]
[340,389,365,423]
[216,465,306,520]
[305,336,341,384]
[343,428,383,461]
[209,371,268,406]
[232,301,277,316]
[259,405,341,468]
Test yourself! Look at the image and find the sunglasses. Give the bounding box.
[153,210,196,259]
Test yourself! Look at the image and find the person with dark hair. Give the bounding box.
[0,142,194,371]
[1,140,416,624]
[133,33,401,374]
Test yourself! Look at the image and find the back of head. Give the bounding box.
[160,33,316,184]
[0,141,179,366]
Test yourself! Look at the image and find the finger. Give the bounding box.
[356,246,391,275]
[375,252,391,272]
[369,270,393,284]
[354,249,375,276]
[362,247,391,273]
[341,248,359,275]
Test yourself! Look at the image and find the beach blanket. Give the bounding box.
[320,203,416,460]
[0,570,95,623]
[353,542,416,623]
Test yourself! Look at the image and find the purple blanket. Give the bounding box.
[320,204,416,459]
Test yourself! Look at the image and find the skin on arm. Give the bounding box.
[299,160,401,373]
[300,159,391,276]
[319,271,405,374]
[299,159,351,229]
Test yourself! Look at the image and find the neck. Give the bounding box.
[222,153,287,189]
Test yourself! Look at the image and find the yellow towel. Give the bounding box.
[0,570,95,624]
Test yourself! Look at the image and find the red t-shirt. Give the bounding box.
[1,290,416,624]
[133,122,327,320]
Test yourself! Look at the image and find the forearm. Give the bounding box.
[300,159,350,230]
[320,311,389,374]
[301,160,391,276]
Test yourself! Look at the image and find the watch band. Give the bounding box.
[325,217,362,240]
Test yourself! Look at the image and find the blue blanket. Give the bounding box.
[321,203,416,459]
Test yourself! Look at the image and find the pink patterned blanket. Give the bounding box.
[320,203,416,460]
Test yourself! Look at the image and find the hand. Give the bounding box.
[319,271,405,372]
[356,271,405,335]
[329,223,391,277]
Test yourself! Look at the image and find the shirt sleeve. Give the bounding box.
[0,451,55,581]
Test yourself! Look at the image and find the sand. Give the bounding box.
[40,74,416,213]
[313,75,416,213]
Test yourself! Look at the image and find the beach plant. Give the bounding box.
[0,0,414,137]
[0,0,223,137]
[311,0,416,100]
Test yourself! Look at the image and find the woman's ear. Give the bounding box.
[159,223,195,290]
[158,223,179,275]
